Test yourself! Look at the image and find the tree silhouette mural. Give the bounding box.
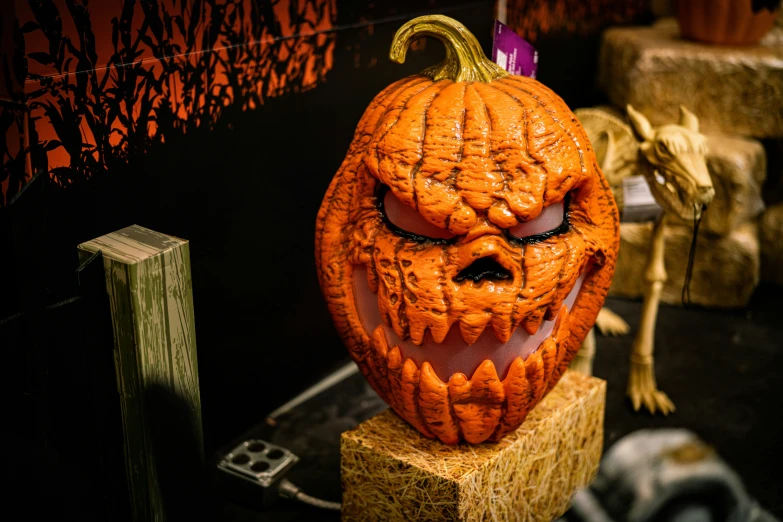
[1,0,337,205]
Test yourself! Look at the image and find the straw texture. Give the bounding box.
[341,370,605,521]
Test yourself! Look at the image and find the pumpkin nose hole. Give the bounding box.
[453,257,511,283]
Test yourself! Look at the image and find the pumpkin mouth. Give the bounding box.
[353,264,584,382]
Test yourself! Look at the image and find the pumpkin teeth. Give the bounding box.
[449,360,504,444]
[429,319,453,344]
[490,314,515,343]
[389,308,409,342]
[418,362,460,444]
[520,306,548,335]
[352,263,586,384]
[408,323,429,345]
[458,315,492,345]
[553,305,572,366]
[364,288,576,444]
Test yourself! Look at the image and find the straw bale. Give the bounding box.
[341,371,605,521]
[598,19,783,138]
[761,202,783,286]
[610,221,760,308]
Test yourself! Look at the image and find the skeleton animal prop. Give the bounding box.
[316,15,619,444]
[573,106,714,414]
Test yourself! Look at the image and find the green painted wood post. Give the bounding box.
[78,225,203,522]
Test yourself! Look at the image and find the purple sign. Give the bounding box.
[491,20,538,78]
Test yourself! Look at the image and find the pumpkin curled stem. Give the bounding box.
[389,14,509,83]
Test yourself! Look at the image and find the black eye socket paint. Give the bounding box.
[375,184,458,245]
[375,184,571,245]
[505,192,571,246]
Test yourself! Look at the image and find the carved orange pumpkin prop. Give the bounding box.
[316,15,619,444]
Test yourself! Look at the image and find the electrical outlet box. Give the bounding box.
[219,439,298,487]
[215,439,298,509]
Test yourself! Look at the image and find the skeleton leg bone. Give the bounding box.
[596,307,630,336]
[570,328,596,376]
[627,214,675,414]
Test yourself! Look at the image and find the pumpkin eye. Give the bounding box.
[382,188,456,241]
[507,200,566,240]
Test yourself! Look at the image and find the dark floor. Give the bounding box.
[218,284,783,521]
[598,286,783,518]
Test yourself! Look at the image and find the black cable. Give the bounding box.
[278,479,341,511]
[681,205,705,308]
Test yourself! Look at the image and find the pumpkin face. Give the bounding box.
[316,16,619,444]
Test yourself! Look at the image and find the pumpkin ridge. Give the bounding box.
[489,81,585,206]
[360,77,431,146]
[394,256,416,342]
[478,84,551,224]
[393,235,411,341]
[508,241,527,335]
[481,82,555,217]
[525,351,546,405]
[461,360,505,442]
[316,153,362,308]
[498,78,588,177]
[550,234,587,319]
[369,81,445,190]
[505,357,532,433]
[359,77,425,133]
[454,84,500,213]
[417,82,465,187]
[385,345,407,417]
[418,362,460,443]
[454,86,469,189]
[401,358,435,438]
[548,234,575,319]
[412,81,466,230]
[410,81,453,211]
[476,81,553,225]
[471,84,508,212]
[550,306,572,389]
[369,77,432,140]
[367,79,439,180]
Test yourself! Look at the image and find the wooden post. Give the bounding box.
[341,371,606,522]
[78,225,203,522]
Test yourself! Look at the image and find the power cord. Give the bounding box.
[277,479,341,511]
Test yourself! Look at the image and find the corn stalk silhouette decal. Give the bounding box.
[1,6,29,206]
[2,0,336,205]
[505,0,648,42]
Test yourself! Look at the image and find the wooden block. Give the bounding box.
[78,225,203,522]
[341,371,605,522]
[598,19,783,138]
[610,221,760,307]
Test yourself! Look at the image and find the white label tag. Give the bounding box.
[622,175,662,222]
